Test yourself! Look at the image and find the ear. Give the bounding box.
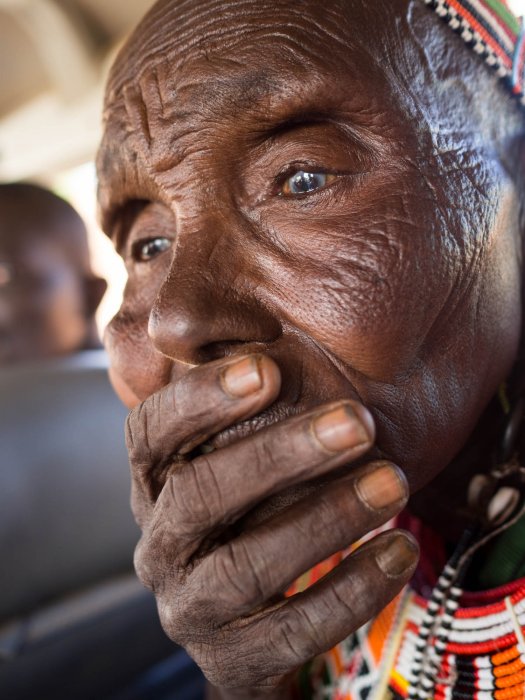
[83,274,108,319]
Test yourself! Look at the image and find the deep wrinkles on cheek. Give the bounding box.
[417,162,501,361]
[263,209,416,340]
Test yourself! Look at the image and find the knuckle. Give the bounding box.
[125,405,151,464]
[157,595,185,644]
[252,438,281,480]
[130,479,153,529]
[157,590,224,650]
[312,488,355,540]
[210,539,267,611]
[270,606,320,664]
[170,459,218,536]
[323,578,359,624]
[126,408,157,507]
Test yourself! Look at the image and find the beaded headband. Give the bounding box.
[422,0,525,106]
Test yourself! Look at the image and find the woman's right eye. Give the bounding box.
[131,237,172,262]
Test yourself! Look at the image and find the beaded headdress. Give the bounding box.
[422,0,525,106]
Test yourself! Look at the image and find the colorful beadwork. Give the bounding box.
[301,576,525,700]
[421,0,525,105]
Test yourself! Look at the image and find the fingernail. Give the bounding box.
[355,464,407,510]
[222,356,262,397]
[313,405,371,452]
[376,534,419,578]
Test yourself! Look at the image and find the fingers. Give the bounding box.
[126,353,281,521]
[183,531,418,688]
[194,462,408,621]
[125,352,418,690]
[151,399,375,562]
[262,531,418,672]
[127,354,281,465]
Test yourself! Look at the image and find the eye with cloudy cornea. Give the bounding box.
[280,170,337,196]
[132,236,172,262]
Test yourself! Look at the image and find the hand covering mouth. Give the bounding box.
[185,402,306,458]
[187,412,385,532]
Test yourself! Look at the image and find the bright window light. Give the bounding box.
[53,163,126,338]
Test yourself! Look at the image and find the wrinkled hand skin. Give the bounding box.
[96,0,525,696]
[127,354,417,694]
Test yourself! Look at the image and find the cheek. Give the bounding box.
[104,304,172,403]
[260,222,450,382]
[256,179,521,491]
[104,261,174,402]
[108,366,141,408]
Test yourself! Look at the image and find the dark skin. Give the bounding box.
[97,0,525,696]
[0,184,106,364]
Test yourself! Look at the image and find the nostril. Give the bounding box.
[148,276,283,365]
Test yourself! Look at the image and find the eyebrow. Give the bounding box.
[100,64,382,240]
[167,63,354,128]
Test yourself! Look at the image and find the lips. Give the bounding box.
[195,400,305,455]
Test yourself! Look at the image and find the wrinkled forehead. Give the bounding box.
[105,0,388,105]
[99,0,426,220]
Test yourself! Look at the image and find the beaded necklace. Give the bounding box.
[294,527,525,700]
[292,393,525,700]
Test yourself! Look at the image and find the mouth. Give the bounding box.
[192,401,306,457]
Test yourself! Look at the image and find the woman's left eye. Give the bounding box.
[132,236,172,262]
[280,170,336,196]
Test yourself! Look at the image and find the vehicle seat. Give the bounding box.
[0,351,178,699]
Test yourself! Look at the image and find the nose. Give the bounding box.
[148,228,282,365]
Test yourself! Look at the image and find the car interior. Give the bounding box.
[0,352,178,699]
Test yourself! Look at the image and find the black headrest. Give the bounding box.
[0,351,139,620]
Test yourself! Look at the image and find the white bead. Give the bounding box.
[487,487,520,525]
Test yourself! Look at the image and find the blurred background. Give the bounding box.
[0,0,158,334]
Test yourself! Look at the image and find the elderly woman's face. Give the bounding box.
[98,0,522,493]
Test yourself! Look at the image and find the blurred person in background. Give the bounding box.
[0,185,182,700]
[0,182,106,364]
